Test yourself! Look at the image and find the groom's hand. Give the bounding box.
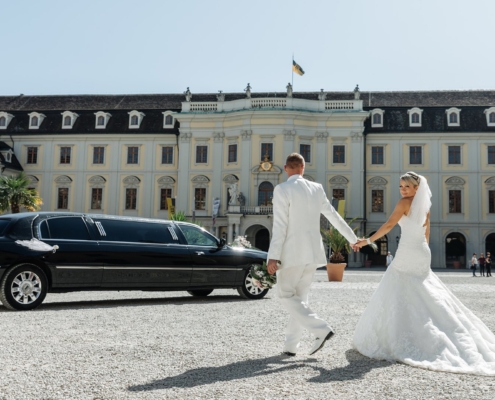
[267,259,279,275]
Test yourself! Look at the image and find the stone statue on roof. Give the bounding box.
[237,192,245,206]
[286,82,293,98]
[245,83,252,98]
[217,91,225,102]
[354,84,360,100]
[318,89,327,101]
[184,87,192,102]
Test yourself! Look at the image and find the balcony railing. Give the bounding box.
[241,206,273,215]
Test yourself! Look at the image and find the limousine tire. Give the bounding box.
[187,289,214,297]
[0,264,48,311]
[237,271,269,299]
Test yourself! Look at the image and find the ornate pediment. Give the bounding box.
[330,175,349,184]
[445,176,465,185]
[368,176,387,185]
[223,174,239,183]
[26,175,39,183]
[123,176,141,185]
[158,176,175,184]
[303,175,315,182]
[485,177,495,185]
[89,175,106,184]
[55,175,72,184]
[191,175,210,183]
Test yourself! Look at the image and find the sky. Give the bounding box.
[1,0,494,96]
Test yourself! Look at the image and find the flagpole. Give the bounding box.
[292,54,294,89]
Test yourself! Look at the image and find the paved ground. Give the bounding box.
[1,269,495,400]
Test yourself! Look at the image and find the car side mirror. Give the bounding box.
[218,238,226,248]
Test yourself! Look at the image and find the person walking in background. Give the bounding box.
[479,253,486,277]
[471,253,478,277]
[386,251,394,267]
[486,252,492,277]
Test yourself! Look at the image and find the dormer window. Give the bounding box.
[407,107,423,127]
[0,112,14,130]
[446,107,461,127]
[162,111,175,128]
[370,108,385,128]
[61,111,79,129]
[28,112,46,130]
[94,111,112,129]
[128,110,145,129]
[485,107,495,127]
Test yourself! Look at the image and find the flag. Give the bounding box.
[337,200,346,218]
[167,198,175,220]
[212,197,221,225]
[292,60,305,76]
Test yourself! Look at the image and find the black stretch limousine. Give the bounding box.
[0,212,269,311]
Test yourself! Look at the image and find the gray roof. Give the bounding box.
[0,90,494,111]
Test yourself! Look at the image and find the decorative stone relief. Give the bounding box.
[213,132,225,142]
[123,176,141,187]
[180,132,192,142]
[192,175,209,189]
[55,175,72,184]
[89,175,106,184]
[158,176,175,189]
[445,176,466,185]
[315,131,329,142]
[26,175,39,184]
[223,174,239,183]
[241,130,252,141]
[330,176,349,184]
[368,176,387,185]
[283,129,296,141]
[304,175,315,182]
[485,177,495,185]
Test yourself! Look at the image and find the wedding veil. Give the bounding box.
[407,174,432,226]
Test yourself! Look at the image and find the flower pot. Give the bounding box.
[453,261,461,269]
[364,260,372,268]
[326,263,347,282]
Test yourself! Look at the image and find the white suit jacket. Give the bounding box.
[267,174,358,267]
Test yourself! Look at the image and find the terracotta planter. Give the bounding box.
[364,260,372,268]
[453,261,461,269]
[326,263,347,282]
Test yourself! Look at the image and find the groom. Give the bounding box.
[267,153,358,356]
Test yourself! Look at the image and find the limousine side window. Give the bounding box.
[179,224,217,247]
[46,217,91,240]
[95,219,176,244]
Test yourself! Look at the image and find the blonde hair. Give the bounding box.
[400,171,420,187]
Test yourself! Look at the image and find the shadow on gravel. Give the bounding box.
[128,355,319,391]
[0,295,252,312]
[307,349,393,383]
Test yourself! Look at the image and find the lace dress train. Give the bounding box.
[352,215,495,375]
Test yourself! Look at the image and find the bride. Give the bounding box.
[354,172,495,375]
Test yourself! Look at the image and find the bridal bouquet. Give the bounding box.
[250,261,277,289]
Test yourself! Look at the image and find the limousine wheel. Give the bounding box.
[0,264,48,311]
[187,289,214,297]
[237,272,269,299]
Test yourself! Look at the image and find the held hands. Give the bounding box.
[267,259,279,275]
[352,238,368,251]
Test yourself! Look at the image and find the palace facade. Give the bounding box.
[1,88,494,268]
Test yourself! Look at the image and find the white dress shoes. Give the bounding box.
[309,330,334,355]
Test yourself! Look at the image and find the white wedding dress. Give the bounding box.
[353,214,495,375]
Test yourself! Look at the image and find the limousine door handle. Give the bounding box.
[195,251,205,256]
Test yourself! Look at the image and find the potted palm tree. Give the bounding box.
[322,218,378,281]
[0,172,42,213]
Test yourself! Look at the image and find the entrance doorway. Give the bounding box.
[485,233,495,257]
[255,229,270,252]
[446,232,466,268]
[367,232,388,266]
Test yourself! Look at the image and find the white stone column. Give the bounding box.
[283,130,296,157]
[315,131,328,186]
[212,132,225,204]
[177,132,192,214]
[240,130,252,203]
[227,222,234,243]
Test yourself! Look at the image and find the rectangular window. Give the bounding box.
[127,147,139,164]
[409,146,422,164]
[228,144,237,163]
[261,143,273,161]
[58,188,69,209]
[125,188,137,210]
[195,188,206,210]
[160,188,172,210]
[490,191,495,213]
[371,146,384,165]
[91,188,102,209]
[448,146,461,165]
[60,147,71,164]
[488,146,495,165]
[300,144,311,163]
[27,147,38,164]
[93,147,105,164]
[449,190,462,213]
[371,190,384,212]
[196,145,208,163]
[161,146,173,164]
[333,189,345,200]
[333,145,345,164]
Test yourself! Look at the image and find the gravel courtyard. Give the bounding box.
[1,269,495,400]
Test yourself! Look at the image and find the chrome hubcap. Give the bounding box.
[11,271,42,305]
[245,273,264,295]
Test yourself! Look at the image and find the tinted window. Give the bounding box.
[39,220,49,238]
[8,218,33,240]
[179,225,217,247]
[96,219,175,244]
[0,219,12,236]
[47,217,90,240]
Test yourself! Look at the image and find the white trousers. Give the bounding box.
[276,264,332,353]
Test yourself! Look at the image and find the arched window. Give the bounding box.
[131,115,139,125]
[372,113,381,125]
[411,113,420,124]
[0,117,5,127]
[31,116,39,127]
[165,115,173,125]
[258,181,274,206]
[490,112,495,123]
[64,115,71,126]
[449,113,458,124]
[97,115,105,126]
